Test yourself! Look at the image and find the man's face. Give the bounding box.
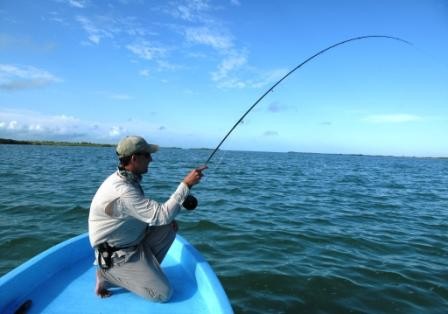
[132,152,152,174]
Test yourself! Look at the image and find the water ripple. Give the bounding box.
[1,146,447,313]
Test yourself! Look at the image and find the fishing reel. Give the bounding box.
[182,194,198,210]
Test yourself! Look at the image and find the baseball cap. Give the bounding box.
[116,136,159,158]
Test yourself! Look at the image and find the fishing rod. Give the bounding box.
[204,35,412,165]
[183,35,412,210]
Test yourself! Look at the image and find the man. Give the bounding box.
[88,135,206,302]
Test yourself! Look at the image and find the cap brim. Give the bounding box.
[147,144,159,153]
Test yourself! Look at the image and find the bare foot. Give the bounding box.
[95,269,111,298]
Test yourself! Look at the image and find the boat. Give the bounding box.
[0,233,233,314]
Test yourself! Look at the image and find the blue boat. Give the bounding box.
[0,233,233,314]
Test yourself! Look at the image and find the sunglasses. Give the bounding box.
[134,152,152,160]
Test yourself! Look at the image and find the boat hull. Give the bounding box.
[0,233,233,314]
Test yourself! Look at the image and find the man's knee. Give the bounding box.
[158,284,173,303]
[143,283,173,303]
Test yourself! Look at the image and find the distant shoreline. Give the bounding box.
[1,138,446,159]
[0,138,114,147]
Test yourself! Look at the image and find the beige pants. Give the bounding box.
[98,224,176,302]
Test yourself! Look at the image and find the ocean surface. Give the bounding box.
[0,144,447,313]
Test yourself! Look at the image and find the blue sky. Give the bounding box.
[0,0,447,157]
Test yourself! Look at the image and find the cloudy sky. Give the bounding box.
[1,0,447,157]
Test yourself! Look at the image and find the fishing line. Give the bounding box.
[204,35,412,165]
[204,148,227,179]
[184,35,412,210]
[213,149,228,171]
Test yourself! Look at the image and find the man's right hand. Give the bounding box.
[183,165,208,188]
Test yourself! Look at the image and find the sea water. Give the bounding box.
[0,144,447,313]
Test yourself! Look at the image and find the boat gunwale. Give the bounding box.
[0,233,233,314]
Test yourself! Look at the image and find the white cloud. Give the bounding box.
[0,110,82,139]
[185,27,233,51]
[0,110,81,138]
[111,93,132,101]
[126,40,166,61]
[170,0,211,22]
[0,109,159,142]
[68,1,280,91]
[68,0,87,8]
[28,124,43,132]
[97,91,133,101]
[8,120,19,130]
[109,125,126,137]
[57,114,78,122]
[268,102,289,113]
[249,68,287,89]
[263,130,279,137]
[211,52,286,89]
[211,51,247,86]
[156,60,182,71]
[0,33,57,52]
[0,64,61,91]
[364,114,421,124]
[126,40,179,71]
[76,16,113,44]
[139,69,150,77]
[167,1,274,90]
[75,13,155,47]
[75,14,159,48]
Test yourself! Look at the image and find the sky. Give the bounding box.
[0,0,447,157]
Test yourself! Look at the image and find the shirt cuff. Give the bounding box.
[172,181,190,205]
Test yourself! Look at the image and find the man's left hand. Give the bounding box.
[172,220,179,232]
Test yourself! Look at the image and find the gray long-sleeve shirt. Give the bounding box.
[88,170,189,248]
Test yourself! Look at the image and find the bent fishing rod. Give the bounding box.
[183,35,412,210]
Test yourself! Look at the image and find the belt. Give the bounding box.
[96,242,121,269]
